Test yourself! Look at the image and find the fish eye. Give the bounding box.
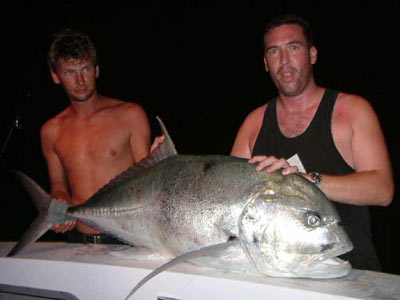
[306,212,321,227]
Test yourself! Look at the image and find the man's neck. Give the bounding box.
[69,93,105,117]
[278,83,324,113]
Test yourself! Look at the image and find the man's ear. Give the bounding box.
[96,65,100,78]
[50,69,61,84]
[263,56,269,73]
[310,46,317,65]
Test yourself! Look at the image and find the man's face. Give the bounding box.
[263,24,317,97]
[51,58,99,102]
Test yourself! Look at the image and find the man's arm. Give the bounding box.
[126,103,151,163]
[312,95,394,206]
[251,96,394,206]
[41,120,76,233]
[231,97,393,207]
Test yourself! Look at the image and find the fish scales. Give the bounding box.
[69,155,270,254]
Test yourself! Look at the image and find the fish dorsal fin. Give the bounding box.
[154,116,177,160]
[127,116,177,171]
[125,239,238,300]
[122,116,177,172]
[88,117,177,196]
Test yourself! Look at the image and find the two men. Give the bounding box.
[41,30,151,242]
[41,14,394,270]
[231,14,393,270]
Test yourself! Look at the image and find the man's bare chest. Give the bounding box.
[277,110,315,138]
[54,122,130,166]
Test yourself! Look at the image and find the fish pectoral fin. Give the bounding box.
[125,239,239,300]
[110,246,160,260]
[189,241,255,273]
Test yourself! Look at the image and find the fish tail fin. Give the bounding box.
[7,171,70,257]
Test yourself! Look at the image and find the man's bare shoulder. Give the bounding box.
[41,107,72,140]
[242,103,268,129]
[118,101,147,116]
[231,103,268,157]
[100,97,146,118]
[335,92,376,122]
[98,98,150,140]
[336,92,370,107]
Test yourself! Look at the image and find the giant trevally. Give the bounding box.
[8,117,353,299]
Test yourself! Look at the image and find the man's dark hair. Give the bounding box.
[48,29,98,71]
[264,14,314,52]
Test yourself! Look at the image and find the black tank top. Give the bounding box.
[253,89,380,271]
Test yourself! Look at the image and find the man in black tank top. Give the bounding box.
[231,14,393,271]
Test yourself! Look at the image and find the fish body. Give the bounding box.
[69,153,352,278]
[72,154,276,255]
[9,118,353,297]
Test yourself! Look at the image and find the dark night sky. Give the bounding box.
[1,1,399,273]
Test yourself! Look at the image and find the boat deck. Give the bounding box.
[0,242,399,300]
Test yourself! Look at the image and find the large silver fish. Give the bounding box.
[8,118,353,299]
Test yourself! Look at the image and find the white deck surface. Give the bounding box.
[0,242,399,300]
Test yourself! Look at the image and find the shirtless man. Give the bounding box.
[41,30,151,242]
[231,14,393,270]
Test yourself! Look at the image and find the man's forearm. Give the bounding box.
[309,171,393,206]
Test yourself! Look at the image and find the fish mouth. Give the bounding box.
[318,241,353,264]
[305,256,351,279]
[289,240,353,279]
[303,245,353,279]
[320,257,349,266]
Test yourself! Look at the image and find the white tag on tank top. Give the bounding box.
[287,153,306,173]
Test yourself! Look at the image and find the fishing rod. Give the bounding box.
[0,91,30,161]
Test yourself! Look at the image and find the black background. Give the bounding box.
[1,1,399,274]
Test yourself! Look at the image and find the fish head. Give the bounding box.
[239,173,353,279]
